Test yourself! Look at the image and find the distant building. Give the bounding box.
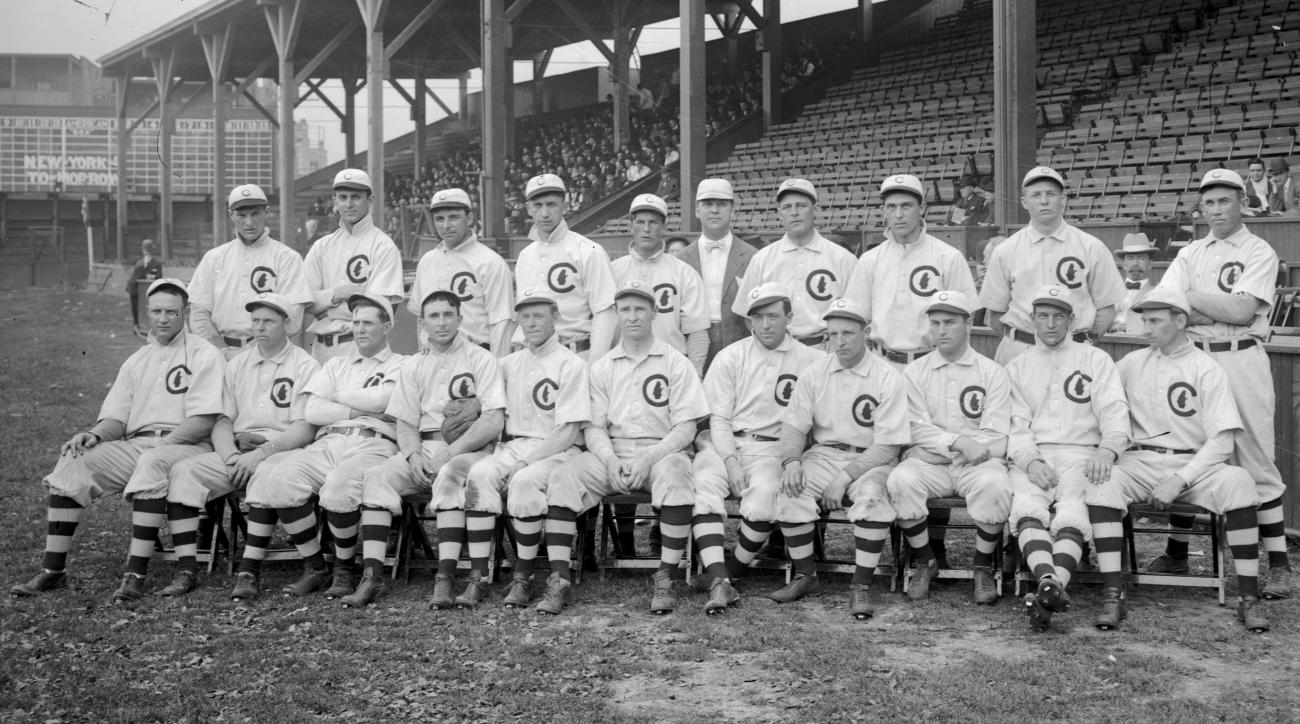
[295,120,328,178]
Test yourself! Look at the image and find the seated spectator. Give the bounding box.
[1244,157,1272,216]
[948,175,991,226]
[1268,158,1297,216]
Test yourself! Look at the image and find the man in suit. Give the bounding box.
[673,178,757,370]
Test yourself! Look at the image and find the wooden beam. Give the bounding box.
[505,0,534,22]
[174,80,213,116]
[303,79,346,119]
[444,23,480,63]
[241,89,280,128]
[297,19,359,85]
[387,78,415,105]
[425,86,453,116]
[554,0,615,63]
[126,96,161,134]
[233,55,276,96]
[196,18,234,82]
[385,0,445,60]
[259,0,306,58]
[736,0,765,29]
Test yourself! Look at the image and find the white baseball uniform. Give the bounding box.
[188,231,312,343]
[303,215,404,360]
[512,219,617,345]
[408,232,513,350]
[731,232,858,340]
[610,247,710,354]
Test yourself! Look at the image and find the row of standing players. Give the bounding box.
[10,165,1291,634]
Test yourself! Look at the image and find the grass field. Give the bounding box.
[2,288,1298,723]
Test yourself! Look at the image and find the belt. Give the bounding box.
[1010,328,1089,345]
[420,430,443,441]
[130,429,170,439]
[874,345,930,365]
[563,337,591,353]
[222,336,248,348]
[796,332,827,347]
[1133,444,1195,455]
[321,426,395,444]
[734,431,779,442]
[317,331,355,347]
[1193,338,1257,353]
[824,442,868,453]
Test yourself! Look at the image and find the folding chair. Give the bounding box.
[1125,502,1228,605]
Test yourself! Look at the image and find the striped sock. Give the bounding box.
[1089,506,1125,590]
[735,519,773,566]
[1258,495,1289,570]
[852,521,890,585]
[41,495,84,572]
[167,503,201,573]
[781,522,816,576]
[1225,507,1261,598]
[1017,521,1055,581]
[692,513,728,579]
[326,509,361,570]
[1053,527,1084,587]
[465,511,496,579]
[973,522,1002,569]
[279,502,324,570]
[126,497,168,577]
[511,516,543,578]
[1165,513,1193,559]
[658,505,692,571]
[545,506,577,580]
[436,509,466,577]
[238,506,277,576]
[359,507,392,576]
[900,519,932,563]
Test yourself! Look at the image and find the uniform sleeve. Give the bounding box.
[833,246,859,301]
[303,359,338,400]
[1085,236,1128,309]
[482,254,515,325]
[1006,362,1040,469]
[554,356,592,426]
[303,241,332,309]
[473,352,507,412]
[676,263,711,335]
[274,247,313,306]
[903,366,954,457]
[407,254,429,316]
[667,354,710,427]
[842,252,875,313]
[780,362,818,434]
[1235,239,1280,305]
[1089,351,1131,456]
[583,244,617,314]
[184,343,226,417]
[98,350,141,423]
[702,347,737,419]
[979,243,1012,312]
[187,253,216,313]
[367,235,406,299]
[946,247,979,301]
[587,357,611,429]
[384,360,422,426]
[872,366,912,446]
[290,354,322,423]
[221,357,240,421]
[976,362,1013,450]
[1156,248,1190,293]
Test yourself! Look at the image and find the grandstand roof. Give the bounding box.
[98,0,681,81]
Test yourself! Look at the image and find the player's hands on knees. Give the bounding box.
[781,460,804,497]
[1147,475,1185,511]
[423,448,453,481]
[1086,448,1117,485]
[62,432,100,457]
[605,458,631,493]
[820,471,850,511]
[1027,459,1057,491]
[724,456,747,492]
[904,446,950,465]
[229,450,267,488]
[626,453,655,489]
[951,437,990,466]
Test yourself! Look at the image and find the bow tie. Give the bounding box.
[706,241,726,252]
[1125,280,1142,290]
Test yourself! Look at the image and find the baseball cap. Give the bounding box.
[525,173,567,200]
[629,193,668,218]
[146,277,188,301]
[926,290,973,317]
[744,281,790,315]
[613,279,657,306]
[1132,286,1191,317]
[1198,168,1246,193]
[333,168,372,192]
[347,291,393,319]
[880,173,925,202]
[429,188,472,212]
[776,178,818,204]
[1022,166,1066,189]
[1114,232,1158,258]
[1031,284,1073,313]
[245,291,299,334]
[227,184,268,210]
[514,288,559,311]
[822,297,868,326]
[695,178,735,202]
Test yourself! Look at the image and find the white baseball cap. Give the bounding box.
[880,173,925,202]
[745,281,790,315]
[1031,284,1073,313]
[146,278,188,301]
[926,290,974,317]
[776,178,818,204]
[1022,166,1065,189]
[245,291,299,334]
[822,297,868,326]
[1132,286,1191,316]
[629,193,668,218]
[347,291,393,319]
[614,279,657,306]
[696,178,735,202]
[514,288,560,311]
[333,168,372,192]
[525,173,567,200]
[429,188,472,212]
[227,184,268,210]
[1198,168,1246,192]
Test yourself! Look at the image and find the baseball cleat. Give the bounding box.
[502,574,534,608]
[907,558,939,601]
[649,570,677,615]
[971,567,998,604]
[704,578,740,615]
[769,573,819,603]
[428,573,456,610]
[1023,593,1052,632]
[323,565,357,600]
[1237,596,1269,633]
[1144,553,1190,575]
[849,584,874,620]
[1262,567,1293,600]
[1036,576,1071,612]
[455,578,490,609]
[1094,587,1127,630]
[535,572,572,615]
[230,572,259,601]
[156,570,198,597]
[112,573,147,604]
[10,570,67,597]
[281,566,332,597]
[725,556,748,583]
[341,570,386,608]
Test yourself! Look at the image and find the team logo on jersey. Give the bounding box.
[653,283,677,313]
[1217,262,1244,293]
[346,254,371,283]
[774,374,798,407]
[250,266,278,293]
[909,265,941,297]
[449,271,477,302]
[1064,370,1092,403]
[642,374,670,407]
[1167,381,1198,417]
[959,385,986,419]
[270,377,294,409]
[165,364,191,395]
[449,373,477,399]
[547,262,578,293]
[851,394,878,428]
[1056,256,1086,289]
[363,371,387,388]
[532,378,559,411]
[805,269,836,302]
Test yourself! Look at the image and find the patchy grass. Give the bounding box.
[1,289,1298,722]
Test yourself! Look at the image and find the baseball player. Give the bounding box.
[672,178,757,369]
[1085,287,1268,633]
[1151,168,1292,599]
[1109,233,1158,334]
[691,282,825,613]
[229,292,407,602]
[512,173,618,360]
[732,179,857,347]
[408,188,514,356]
[1006,285,1129,632]
[541,281,710,615]
[303,169,404,363]
[143,292,320,596]
[189,184,312,359]
[774,298,910,619]
[11,280,224,601]
[128,238,162,333]
[885,290,1012,604]
[611,193,711,374]
[843,173,978,369]
[980,166,1126,364]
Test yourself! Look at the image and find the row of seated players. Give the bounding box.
[9,164,1290,637]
